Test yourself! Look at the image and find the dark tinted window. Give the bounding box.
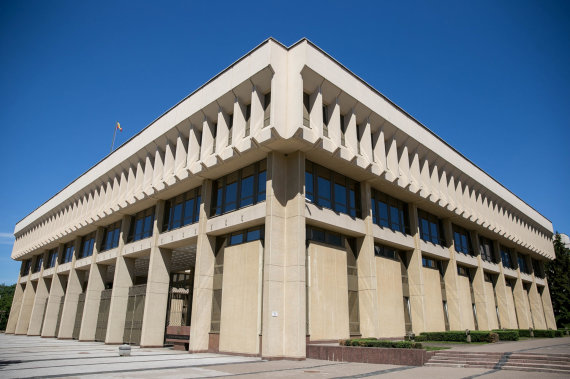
[226,226,264,247]
[371,190,408,233]
[453,225,472,255]
[79,232,96,259]
[418,210,445,245]
[479,236,496,263]
[128,207,155,242]
[306,226,344,248]
[163,187,201,232]
[101,221,122,251]
[500,245,514,269]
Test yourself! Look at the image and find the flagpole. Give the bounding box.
[110,126,117,153]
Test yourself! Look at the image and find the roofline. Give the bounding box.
[294,37,551,226]
[14,36,552,235]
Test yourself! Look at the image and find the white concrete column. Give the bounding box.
[79,227,106,341]
[540,277,557,329]
[357,181,380,338]
[328,98,341,146]
[15,256,38,335]
[140,201,172,348]
[42,245,66,337]
[470,231,491,330]
[407,204,426,334]
[261,151,306,359]
[512,251,531,329]
[493,241,516,329]
[28,251,50,335]
[189,180,215,352]
[58,238,85,339]
[106,216,134,344]
[187,123,201,167]
[200,117,215,160]
[215,107,230,154]
[5,278,25,334]
[442,220,462,331]
[232,98,246,146]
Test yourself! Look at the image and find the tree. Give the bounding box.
[545,233,570,328]
[0,283,16,330]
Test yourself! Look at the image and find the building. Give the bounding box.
[6,38,556,359]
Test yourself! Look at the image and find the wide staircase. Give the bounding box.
[425,350,570,374]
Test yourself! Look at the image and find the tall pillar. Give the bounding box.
[58,237,85,339]
[106,216,134,344]
[540,277,557,329]
[470,231,490,330]
[441,220,462,330]
[5,277,25,334]
[407,204,426,334]
[493,241,515,329]
[15,256,38,335]
[512,251,531,329]
[357,182,380,338]
[528,262,546,329]
[79,227,105,341]
[189,180,214,352]
[42,245,66,337]
[261,151,306,359]
[28,251,50,335]
[140,201,172,347]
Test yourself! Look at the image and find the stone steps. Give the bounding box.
[425,351,570,373]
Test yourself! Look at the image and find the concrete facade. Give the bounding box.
[6,38,557,359]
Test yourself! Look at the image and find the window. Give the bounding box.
[211,160,266,216]
[322,104,329,137]
[128,206,155,243]
[61,242,75,264]
[163,187,201,231]
[226,226,264,247]
[340,114,346,146]
[244,104,251,137]
[101,221,122,251]
[453,225,473,255]
[33,255,43,273]
[500,245,514,269]
[374,244,399,260]
[305,161,361,218]
[371,190,409,233]
[227,114,234,146]
[22,259,31,275]
[457,265,470,277]
[532,259,544,278]
[484,272,493,282]
[47,249,58,268]
[306,226,344,248]
[518,254,530,274]
[479,236,496,263]
[303,92,310,127]
[79,232,96,259]
[263,92,271,127]
[418,209,445,245]
[422,257,437,269]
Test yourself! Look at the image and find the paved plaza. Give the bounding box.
[1,334,569,378]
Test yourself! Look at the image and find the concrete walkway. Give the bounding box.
[428,336,570,354]
[1,334,569,378]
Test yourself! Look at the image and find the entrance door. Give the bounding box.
[95,289,112,342]
[72,293,86,339]
[123,284,146,345]
[165,273,193,350]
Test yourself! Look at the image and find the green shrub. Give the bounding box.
[339,339,422,349]
[554,330,565,337]
[419,331,467,342]
[414,335,427,342]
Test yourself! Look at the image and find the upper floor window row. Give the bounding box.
[22,259,31,275]
[101,221,122,252]
[371,190,409,234]
[500,245,515,269]
[127,207,155,243]
[211,160,266,217]
[374,243,400,260]
[78,232,96,259]
[418,209,445,246]
[61,242,75,264]
[305,161,361,218]
[47,248,58,268]
[306,225,344,248]
[453,225,473,255]
[163,187,201,232]
[532,259,544,278]
[227,226,264,247]
[33,255,43,273]
[518,254,530,274]
[479,236,497,263]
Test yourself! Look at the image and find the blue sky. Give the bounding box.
[0,1,568,284]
